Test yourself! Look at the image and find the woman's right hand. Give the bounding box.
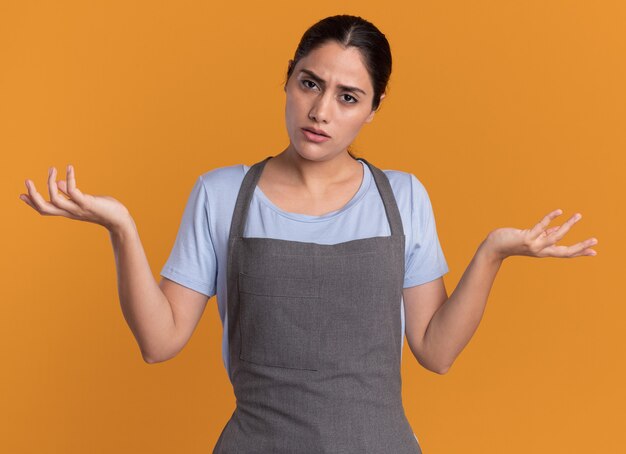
[19,165,132,233]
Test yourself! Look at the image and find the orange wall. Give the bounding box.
[2,1,624,452]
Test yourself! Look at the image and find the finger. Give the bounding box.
[563,241,598,258]
[544,237,598,258]
[567,237,598,257]
[543,213,582,245]
[570,248,597,257]
[529,209,563,239]
[25,177,75,217]
[65,164,88,208]
[48,166,81,215]
[19,193,37,210]
[543,226,560,236]
[56,179,70,196]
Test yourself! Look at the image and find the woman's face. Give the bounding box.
[284,40,383,163]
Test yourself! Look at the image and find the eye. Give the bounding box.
[301,79,318,90]
[342,94,357,104]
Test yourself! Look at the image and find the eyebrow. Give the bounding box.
[298,68,367,96]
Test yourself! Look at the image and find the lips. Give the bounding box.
[302,127,330,138]
[301,128,331,143]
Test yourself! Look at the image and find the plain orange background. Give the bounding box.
[2,1,624,453]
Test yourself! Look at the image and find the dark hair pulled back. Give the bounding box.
[284,15,392,113]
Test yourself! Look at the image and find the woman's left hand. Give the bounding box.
[484,209,598,261]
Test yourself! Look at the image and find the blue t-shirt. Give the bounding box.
[160,159,449,379]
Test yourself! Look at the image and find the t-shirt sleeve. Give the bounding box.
[160,176,217,298]
[404,174,449,288]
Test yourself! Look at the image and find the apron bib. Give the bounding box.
[213,157,422,453]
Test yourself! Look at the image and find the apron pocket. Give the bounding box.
[238,272,322,371]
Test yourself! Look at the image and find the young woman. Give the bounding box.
[20,14,597,454]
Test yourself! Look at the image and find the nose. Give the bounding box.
[308,92,331,124]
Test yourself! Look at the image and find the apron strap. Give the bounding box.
[228,156,404,240]
[228,156,272,240]
[359,158,405,237]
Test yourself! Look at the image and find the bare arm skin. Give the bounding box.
[403,243,499,375]
[109,218,209,363]
[404,209,598,374]
[20,165,209,363]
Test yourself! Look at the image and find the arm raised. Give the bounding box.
[20,165,209,363]
[404,209,598,375]
[110,220,209,363]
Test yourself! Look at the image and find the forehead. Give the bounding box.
[294,41,372,90]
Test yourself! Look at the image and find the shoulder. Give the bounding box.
[197,164,246,195]
[193,164,248,233]
[380,168,429,204]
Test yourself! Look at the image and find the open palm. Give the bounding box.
[19,165,130,232]
[487,209,598,260]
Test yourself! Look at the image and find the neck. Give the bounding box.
[274,145,360,189]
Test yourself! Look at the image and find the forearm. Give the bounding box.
[109,217,176,363]
[422,235,503,372]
